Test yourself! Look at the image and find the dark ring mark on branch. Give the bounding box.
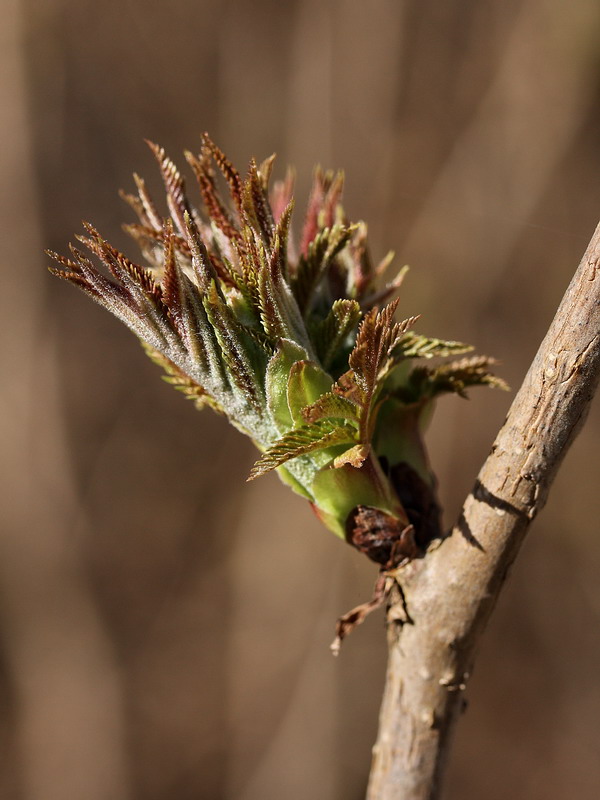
[472,479,528,519]
[456,514,485,551]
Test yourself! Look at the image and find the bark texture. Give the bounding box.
[367,222,600,800]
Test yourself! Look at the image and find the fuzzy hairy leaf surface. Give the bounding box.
[202,280,266,413]
[141,343,224,413]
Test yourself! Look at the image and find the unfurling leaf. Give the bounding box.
[391,332,473,360]
[286,361,333,426]
[312,298,362,371]
[341,301,419,442]
[265,339,309,433]
[248,420,357,480]
[141,343,223,414]
[301,392,360,425]
[409,356,509,399]
[292,224,355,314]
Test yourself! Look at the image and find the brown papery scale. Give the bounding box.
[345,460,442,568]
[345,505,419,568]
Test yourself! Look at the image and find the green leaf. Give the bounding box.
[392,332,473,360]
[373,397,433,483]
[248,420,357,480]
[265,339,310,433]
[312,298,362,370]
[276,465,314,500]
[301,391,359,424]
[287,361,333,426]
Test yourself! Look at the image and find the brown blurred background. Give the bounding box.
[2,0,600,798]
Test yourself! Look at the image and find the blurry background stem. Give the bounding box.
[367,222,600,800]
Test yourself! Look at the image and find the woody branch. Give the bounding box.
[367,221,600,800]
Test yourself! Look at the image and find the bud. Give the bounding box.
[49,136,507,589]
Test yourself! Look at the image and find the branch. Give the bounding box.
[367,222,600,800]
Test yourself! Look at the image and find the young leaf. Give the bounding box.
[286,361,333,427]
[201,132,244,213]
[141,343,224,414]
[258,236,314,354]
[146,140,193,238]
[343,300,419,441]
[408,356,509,400]
[392,332,473,360]
[248,420,357,480]
[131,172,164,231]
[243,157,275,246]
[265,339,310,433]
[301,391,360,425]
[312,298,362,370]
[300,167,344,256]
[186,149,240,244]
[292,224,355,314]
[202,281,266,413]
[51,136,508,583]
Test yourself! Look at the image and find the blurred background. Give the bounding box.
[2,0,600,798]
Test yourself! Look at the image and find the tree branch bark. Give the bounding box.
[367,222,600,800]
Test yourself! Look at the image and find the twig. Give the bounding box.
[367,222,600,800]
